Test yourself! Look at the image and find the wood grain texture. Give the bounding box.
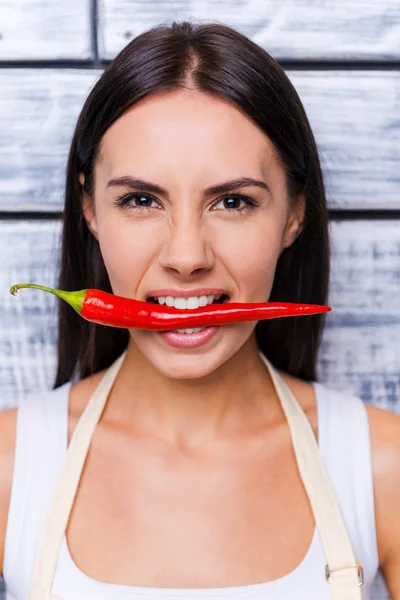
[0,221,61,409]
[98,0,400,61]
[289,72,400,209]
[0,0,92,60]
[0,70,100,211]
[0,69,399,211]
[0,219,399,414]
[320,220,400,412]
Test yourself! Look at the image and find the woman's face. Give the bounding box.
[81,89,304,379]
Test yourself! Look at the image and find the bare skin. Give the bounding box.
[1,87,399,593]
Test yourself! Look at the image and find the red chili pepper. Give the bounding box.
[10,283,331,330]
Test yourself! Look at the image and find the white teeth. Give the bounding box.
[153,294,224,309]
[174,297,187,309]
[187,296,200,309]
[172,327,208,334]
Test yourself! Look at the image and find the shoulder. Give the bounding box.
[364,403,400,579]
[0,407,18,572]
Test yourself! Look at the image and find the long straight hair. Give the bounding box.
[53,20,330,389]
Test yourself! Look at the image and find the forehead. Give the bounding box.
[97,89,281,183]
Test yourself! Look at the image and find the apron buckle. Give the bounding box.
[325,560,364,586]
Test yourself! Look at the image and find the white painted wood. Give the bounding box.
[98,0,400,61]
[0,0,92,60]
[320,219,400,412]
[0,69,100,211]
[0,221,61,408]
[289,72,400,209]
[0,69,399,211]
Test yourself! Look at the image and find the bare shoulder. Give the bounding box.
[364,403,400,591]
[0,407,18,572]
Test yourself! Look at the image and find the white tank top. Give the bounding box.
[3,372,379,599]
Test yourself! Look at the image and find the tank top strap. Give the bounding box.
[3,382,71,599]
[313,382,379,579]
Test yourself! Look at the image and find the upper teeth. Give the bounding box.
[152,294,223,309]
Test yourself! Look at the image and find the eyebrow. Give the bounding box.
[106,175,271,198]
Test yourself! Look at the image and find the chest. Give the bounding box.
[66,414,318,588]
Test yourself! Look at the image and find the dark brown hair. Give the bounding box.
[53,20,330,389]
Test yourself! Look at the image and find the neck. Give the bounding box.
[110,335,279,450]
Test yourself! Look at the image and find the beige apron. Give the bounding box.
[26,349,364,600]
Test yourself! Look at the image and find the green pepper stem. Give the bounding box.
[9,283,85,313]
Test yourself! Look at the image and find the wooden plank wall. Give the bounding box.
[0,1,399,597]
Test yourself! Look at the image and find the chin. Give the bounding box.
[154,356,220,380]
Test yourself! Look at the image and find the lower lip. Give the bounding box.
[158,326,219,348]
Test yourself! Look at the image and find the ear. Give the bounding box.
[280,193,305,253]
[79,173,99,240]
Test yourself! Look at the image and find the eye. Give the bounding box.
[213,194,259,214]
[113,192,161,211]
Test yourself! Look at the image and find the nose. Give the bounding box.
[158,217,214,278]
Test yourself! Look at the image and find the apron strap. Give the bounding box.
[27,349,362,599]
[27,350,128,598]
[258,352,363,597]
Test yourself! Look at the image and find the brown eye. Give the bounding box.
[113,193,161,211]
[133,195,154,207]
[213,194,258,214]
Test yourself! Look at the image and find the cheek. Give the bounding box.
[218,223,284,296]
[96,217,152,294]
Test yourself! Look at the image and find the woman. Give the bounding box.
[0,20,399,600]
